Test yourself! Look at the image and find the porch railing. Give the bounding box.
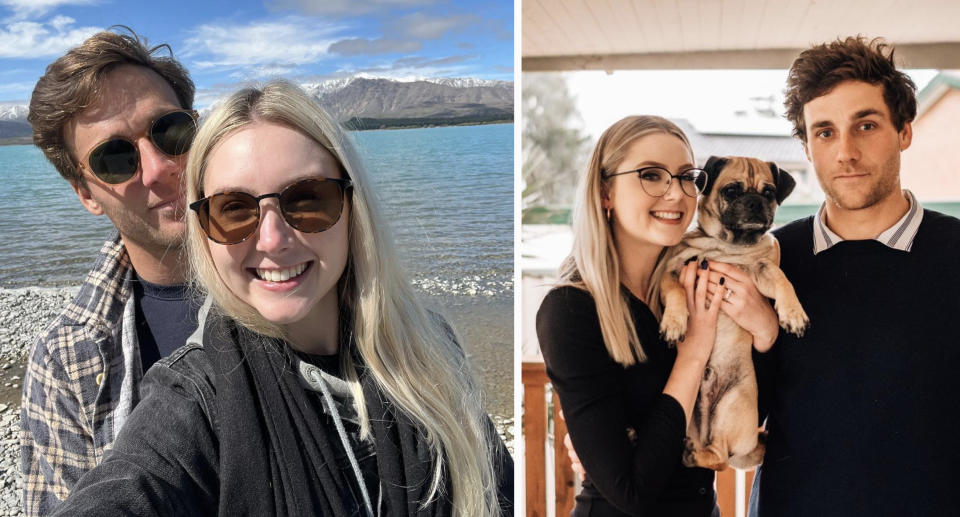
[522,360,754,517]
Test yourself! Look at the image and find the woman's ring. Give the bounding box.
[723,288,733,301]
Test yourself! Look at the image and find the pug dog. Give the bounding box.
[658,155,809,471]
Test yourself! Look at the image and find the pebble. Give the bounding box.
[492,415,516,456]
[0,286,78,516]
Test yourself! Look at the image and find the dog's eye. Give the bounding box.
[721,183,743,200]
[762,186,777,199]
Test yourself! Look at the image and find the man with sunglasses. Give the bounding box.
[21,29,199,515]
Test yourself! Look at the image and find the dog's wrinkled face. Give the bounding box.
[698,156,796,245]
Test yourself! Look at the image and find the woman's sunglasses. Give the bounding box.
[189,177,353,244]
[79,109,199,184]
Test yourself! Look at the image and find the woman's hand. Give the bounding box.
[675,259,724,363]
[703,261,779,352]
[662,259,725,426]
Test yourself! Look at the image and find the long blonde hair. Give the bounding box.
[185,80,502,516]
[559,115,693,366]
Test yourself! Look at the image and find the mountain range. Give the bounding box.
[304,77,513,129]
[0,76,513,144]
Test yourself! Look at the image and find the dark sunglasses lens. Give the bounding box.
[280,180,344,232]
[151,111,197,156]
[206,192,261,243]
[88,139,138,184]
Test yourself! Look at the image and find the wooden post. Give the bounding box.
[717,468,756,517]
[523,362,549,517]
[717,468,736,516]
[553,395,575,517]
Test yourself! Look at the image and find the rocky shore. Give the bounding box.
[0,286,514,515]
[0,287,78,516]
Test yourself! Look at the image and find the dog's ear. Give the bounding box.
[768,161,796,205]
[701,156,728,197]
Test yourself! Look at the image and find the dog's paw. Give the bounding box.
[777,301,809,337]
[659,308,689,345]
[693,448,729,471]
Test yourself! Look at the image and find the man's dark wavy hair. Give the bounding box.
[29,26,194,186]
[784,36,917,143]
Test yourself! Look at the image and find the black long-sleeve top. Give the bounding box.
[537,286,716,517]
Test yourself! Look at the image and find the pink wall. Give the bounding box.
[901,88,960,201]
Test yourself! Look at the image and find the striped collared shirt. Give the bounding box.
[812,190,924,254]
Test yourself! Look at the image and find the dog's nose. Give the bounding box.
[741,194,765,212]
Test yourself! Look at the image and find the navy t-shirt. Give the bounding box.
[133,276,199,371]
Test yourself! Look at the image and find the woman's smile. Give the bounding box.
[248,260,313,290]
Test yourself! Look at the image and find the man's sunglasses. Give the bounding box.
[189,177,353,244]
[79,109,199,184]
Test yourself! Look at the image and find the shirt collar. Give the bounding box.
[812,189,924,254]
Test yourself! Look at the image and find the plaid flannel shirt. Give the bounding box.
[20,233,145,516]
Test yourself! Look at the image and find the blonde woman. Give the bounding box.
[54,80,512,516]
[536,116,776,516]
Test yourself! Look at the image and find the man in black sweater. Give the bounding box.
[749,36,960,516]
[560,36,960,515]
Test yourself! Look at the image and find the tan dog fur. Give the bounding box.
[659,156,809,471]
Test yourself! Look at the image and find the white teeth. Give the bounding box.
[256,262,307,282]
[652,211,682,220]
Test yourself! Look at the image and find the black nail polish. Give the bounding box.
[684,256,697,265]
[719,277,726,285]
[700,259,708,270]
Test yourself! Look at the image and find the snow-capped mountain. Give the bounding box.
[0,104,28,122]
[0,76,513,139]
[424,77,509,88]
[306,76,513,128]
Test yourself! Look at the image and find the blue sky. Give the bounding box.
[0,0,514,106]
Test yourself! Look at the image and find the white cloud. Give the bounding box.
[327,13,478,57]
[328,37,421,56]
[0,80,35,95]
[49,14,73,31]
[184,19,340,72]
[0,0,98,22]
[0,18,100,58]
[387,12,478,40]
[268,0,438,17]
[339,56,473,81]
[228,64,297,80]
[392,54,473,68]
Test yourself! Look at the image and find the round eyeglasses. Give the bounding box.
[603,166,706,198]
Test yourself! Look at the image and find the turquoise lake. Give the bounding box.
[0,123,515,415]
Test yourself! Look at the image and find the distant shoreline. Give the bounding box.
[0,136,31,146]
[0,120,514,146]
[348,118,514,131]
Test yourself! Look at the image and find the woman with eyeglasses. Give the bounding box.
[536,116,777,517]
[54,80,513,517]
